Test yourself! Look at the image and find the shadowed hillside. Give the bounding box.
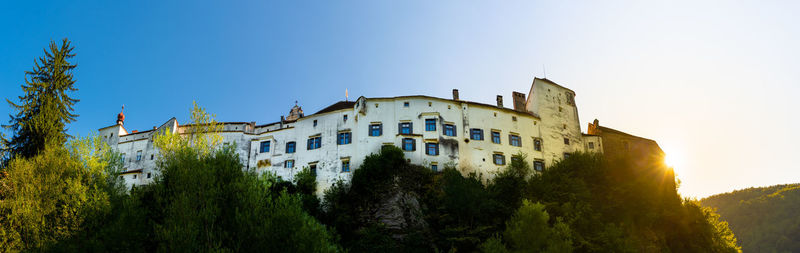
[702,184,800,253]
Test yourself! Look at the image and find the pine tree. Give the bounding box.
[2,38,79,161]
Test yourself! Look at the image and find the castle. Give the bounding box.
[98,77,664,192]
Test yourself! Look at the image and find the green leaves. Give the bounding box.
[3,38,79,161]
[0,134,121,252]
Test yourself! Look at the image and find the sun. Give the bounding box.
[661,145,686,175]
[664,153,680,168]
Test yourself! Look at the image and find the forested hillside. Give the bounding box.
[702,184,800,253]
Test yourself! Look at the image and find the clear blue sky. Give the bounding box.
[2,1,799,198]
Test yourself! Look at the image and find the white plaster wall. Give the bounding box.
[102,78,592,192]
[526,79,585,163]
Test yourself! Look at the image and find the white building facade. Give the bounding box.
[99,78,604,192]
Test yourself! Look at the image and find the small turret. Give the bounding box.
[117,105,125,126]
[286,101,304,121]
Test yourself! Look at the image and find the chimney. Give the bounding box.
[496,95,503,107]
[452,89,459,100]
[512,92,526,111]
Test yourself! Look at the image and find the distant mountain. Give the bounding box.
[702,184,800,253]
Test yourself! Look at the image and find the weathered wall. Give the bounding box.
[525,78,584,163]
[101,77,598,192]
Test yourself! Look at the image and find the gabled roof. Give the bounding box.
[313,101,356,115]
[597,125,657,143]
[534,77,576,94]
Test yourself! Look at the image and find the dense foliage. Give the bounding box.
[702,184,800,252]
[2,39,79,162]
[319,148,740,252]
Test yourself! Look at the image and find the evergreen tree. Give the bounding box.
[2,38,79,161]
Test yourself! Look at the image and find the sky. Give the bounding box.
[2,1,799,198]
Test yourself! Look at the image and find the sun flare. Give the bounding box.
[661,146,686,176]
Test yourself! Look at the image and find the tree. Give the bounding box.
[2,39,79,161]
[501,200,573,253]
[0,134,123,251]
[153,101,223,159]
[133,103,340,252]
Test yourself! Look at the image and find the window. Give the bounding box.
[133,175,137,179]
[564,153,571,159]
[512,116,517,121]
[534,161,544,172]
[444,124,456,137]
[147,173,152,179]
[399,122,413,135]
[285,160,294,168]
[470,129,484,140]
[588,142,595,149]
[428,102,432,107]
[338,132,352,145]
[369,123,382,136]
[566,93,575,105]
[431,164,438,172]
[493,154,506,165]
[491,131,501,144]
[403,102,409,107]
[343,115,348,122]
[341,160,350,172]
[307,136,321,150]
[310,164,317,176]
[402,138,416,151]
[150,154,154,160]
[313,120,318,127]
[120,153,126,164]
[136,150,142,161]
[563,138,570,145]
[286,142,296,153]
[509,134,521,147]
[426,143,439,156]
[260,141,271,153]
[534,139,542,151]
[425,119,436,131]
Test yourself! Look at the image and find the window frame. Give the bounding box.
[425,119,436,131]
[509,134,521,147]
[399,122,413,135]
[534,138,542,151]
[341,160,350,172]
[470,128,484,140]
[307,136,322,150]
[136,150,142,161]
[285,160,294,168]
[286,141,296,153]
[444,124,457,137]
[491,131,501,144]
[425,142,439,156]
[369,123,383,136]
[402,138,416,151]
[260,140,271,153]
[337,132,352,145]
[493,154,506,165]
[534,161,544,172]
